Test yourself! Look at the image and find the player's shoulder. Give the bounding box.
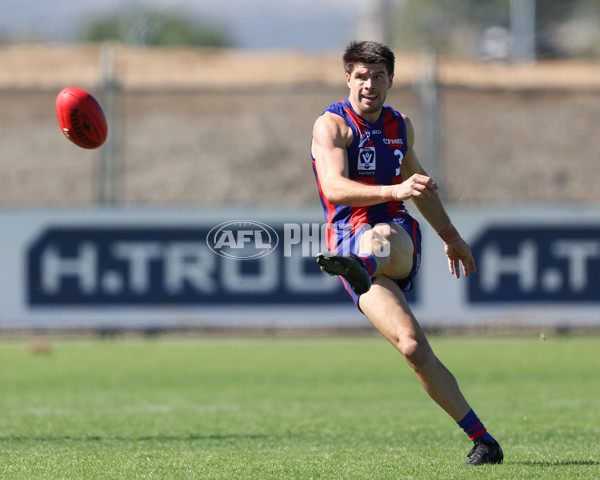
[384,105,413,129]
[395,111,415,144]
[383,103,409,122]
[398,111,412,124]
[323,100,348,117]
[313,109,352,141]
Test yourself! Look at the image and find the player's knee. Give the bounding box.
[398,336,420,363]
[397,336,432,371]
[360,226,391,257]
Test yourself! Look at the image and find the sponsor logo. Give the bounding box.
[26,226,340,306]
[206,220,278,260]
[358,131,371,148]
[357,131,376,174]
[26,223,418,306]
[358,147,376,171]
[469,226,600,303]
[70,108,96,147]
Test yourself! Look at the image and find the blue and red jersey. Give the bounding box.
[312,99,413,253]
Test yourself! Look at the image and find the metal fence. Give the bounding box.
[1,46,599,208]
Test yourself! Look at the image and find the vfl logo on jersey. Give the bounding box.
[357,132,376,176]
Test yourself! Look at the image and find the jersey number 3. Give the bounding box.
[394,149,404,176]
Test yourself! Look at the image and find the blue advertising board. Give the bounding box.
[3,207,600,329]
[27,223,417,307]
[469,225,600,303]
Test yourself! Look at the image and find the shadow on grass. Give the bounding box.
[0,434,271,442]
[515,460,599,467]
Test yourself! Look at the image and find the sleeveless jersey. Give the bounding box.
[312,99,411,252]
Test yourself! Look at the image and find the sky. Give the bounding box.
[0,0,366,52]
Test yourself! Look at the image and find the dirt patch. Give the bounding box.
[3,44,600,90]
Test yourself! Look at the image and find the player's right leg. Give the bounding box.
[358,222,414,278]
[316,222,414,296]
[316,251,372,295]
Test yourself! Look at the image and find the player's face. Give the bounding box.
[346,63,393,122]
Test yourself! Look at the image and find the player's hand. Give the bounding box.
[444,237,476,278]
[388,174,438,201]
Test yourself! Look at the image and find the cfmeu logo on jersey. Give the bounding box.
[206,221,278,260]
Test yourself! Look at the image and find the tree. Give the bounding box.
[388,0,600,59]
[79,8,232,47]
[388,0,508,56]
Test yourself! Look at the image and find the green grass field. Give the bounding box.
[0,334,598,479]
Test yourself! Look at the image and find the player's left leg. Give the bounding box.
[359,274,471,421]
[358,276,503,466]
[316,222,503,464]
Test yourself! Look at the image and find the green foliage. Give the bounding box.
[152,17,226,47]
[80,17,121,44]
[0,335,598,479]
[79,8,231,47]
[388,0,507,54]
[389,0,600,58]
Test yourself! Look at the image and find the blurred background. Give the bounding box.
[1,0,599,331]
[1,0,599,206]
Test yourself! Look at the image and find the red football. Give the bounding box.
[56,86,108,149]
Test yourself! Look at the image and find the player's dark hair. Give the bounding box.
[343,41,395,77]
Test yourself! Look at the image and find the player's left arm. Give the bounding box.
[399,115,476,278]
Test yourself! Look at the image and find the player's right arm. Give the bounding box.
[312,112,389,207]
[312,112,437,207]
